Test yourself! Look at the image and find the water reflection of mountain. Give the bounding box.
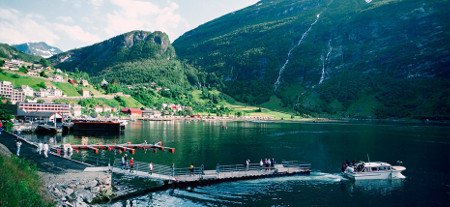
[344,179,405,196]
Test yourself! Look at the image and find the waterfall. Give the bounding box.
[319,39,332,85]
[274,13,322,91]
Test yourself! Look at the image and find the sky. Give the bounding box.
[0,0,258,51]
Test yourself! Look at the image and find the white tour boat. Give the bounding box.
[343,161,406,180]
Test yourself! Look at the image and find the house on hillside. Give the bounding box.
[35,88,49,98]
[80,79,89,86]
[27,71,39,77]
[68,79,76,85]
[94,106,103,113]
[100,79,108,86]
[142,109,161,118]
[80,89,91,97]
[21,85,34,97]
[121,108,142,117]
[71,105,82,117]
[53,75,64,82]
[102,105,114,113]
[48,86,63,97]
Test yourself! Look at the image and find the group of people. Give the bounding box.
[121,154,137,172]
[243,158,276,171]
[15,139,51,158]
[259,158,275,171]
[37,142,50,158]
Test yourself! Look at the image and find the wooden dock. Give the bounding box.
[110,159,311,187]
[53,142,175,155]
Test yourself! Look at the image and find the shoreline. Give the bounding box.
[135,116,450,125]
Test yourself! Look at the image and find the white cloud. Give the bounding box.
[0,8,60,45]
[105,0,188,41]
[54,24,101,45]
[0,8,100,50]
[90,0,104,7]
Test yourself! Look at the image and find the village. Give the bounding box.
[0,59,197,127]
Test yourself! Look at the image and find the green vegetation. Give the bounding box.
[0,103,14,132]
[52,82,80,96]
[54,96,143,109]
[0,155,53,207]
[173,0,450,119]
[0,73,47,90]
[51,31,176,75]
[0,43,41,63]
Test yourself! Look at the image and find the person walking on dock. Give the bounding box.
[37,142,43,154]
[149,162,154,175]
[259,159,263,171]
[189,163,194,175]
[121,155,126,168]
[16,140,22,156]
[43,143,49,158]
[129,157,134,173]
[245,159,250,171]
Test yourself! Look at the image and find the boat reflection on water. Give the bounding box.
[344,179,405,196]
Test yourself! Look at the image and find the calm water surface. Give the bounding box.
[24,121,450,206]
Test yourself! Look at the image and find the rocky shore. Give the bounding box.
[39,171,113,207]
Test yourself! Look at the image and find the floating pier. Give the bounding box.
[53,142,175,155]
[110,159,311,187]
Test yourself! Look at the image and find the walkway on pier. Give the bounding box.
[0,132,87,173]
[111,159,311,184]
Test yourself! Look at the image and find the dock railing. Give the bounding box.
[112,159,204,180]
[216,163,262,174]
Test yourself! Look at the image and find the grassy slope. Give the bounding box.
[192,90,301,119]
[0,72,47,90]
[2,71,144,108]
[52,82,80,96]
[0,155,53,207]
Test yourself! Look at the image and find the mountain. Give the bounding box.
[49,30,201,104]
[50,30,176,75]
[0,43,42,63]
[13,42,62,58]
[173,0,450,119]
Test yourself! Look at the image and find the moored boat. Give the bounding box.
[342,161,406,180]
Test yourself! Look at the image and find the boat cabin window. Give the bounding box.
[371,167,378,171]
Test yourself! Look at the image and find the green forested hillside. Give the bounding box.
[0,43,41,63]
[51,31,176,75]
[173,0,450,119]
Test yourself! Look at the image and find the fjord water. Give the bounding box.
[26,121,450,206]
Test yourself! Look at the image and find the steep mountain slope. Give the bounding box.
[174,0,450,119]
[48,30,203,108]
[0,43,42,63]
[51,30,176,75]
[13,42,62,58]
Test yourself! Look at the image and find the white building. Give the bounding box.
[48,87,63,97]
[27,71,39,77]
[94,106,103,113]
[80,79,89,86]
[21,85,34,97]
[0,81,13,99]
[81,89,91,97]
[53,75,64,82]
[71,105,82,117]
[0,81,25,103]
[35,88,49,98]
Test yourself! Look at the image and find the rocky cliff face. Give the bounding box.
[174,0,450,119]
[13,42,62,58]
[51,30,176,75]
